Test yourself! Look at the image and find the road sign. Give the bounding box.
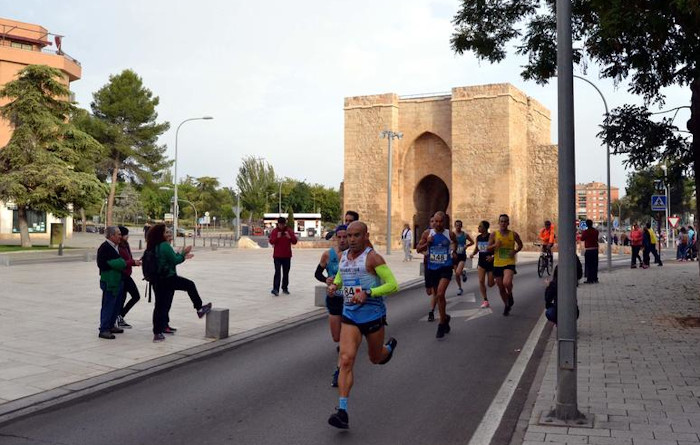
[668,216,680,228]
[651,195,667,211]
[579,220,587,231]
[613,217,619,229]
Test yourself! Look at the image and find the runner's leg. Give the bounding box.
[338,324,362,398]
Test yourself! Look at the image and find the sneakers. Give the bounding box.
[378,337,397,365]
[508,294,514,307]
[153,333,165,342]
[503,304,511,316]
[480,300,490,309]
[444,315,451,334]
[282,289,290,295]
[331,367,339,387]
[197,302,212,318]
[457,288,463,296]
[436,323,446,339]
[117,315,132,329]
[98,331,116,340]
[328,408,349,429]
[462,270,467,282]
[641,264,649,269]
[163,326,177,335]
[427,311,435,322]
[110,327,124,334]
[271,290,279,296]
[631,264,637,269]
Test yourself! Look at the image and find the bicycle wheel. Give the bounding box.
[537,256,546,277]
[546,256,553,275]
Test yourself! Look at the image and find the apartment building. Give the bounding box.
[0,17,82,239]
[576,181,620,225]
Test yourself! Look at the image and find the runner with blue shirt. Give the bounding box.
[315,225,349,387]
[326,221,399,429]
[453,219,474,295]
[417,211,458,339]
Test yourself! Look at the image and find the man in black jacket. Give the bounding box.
[96,226,127,339]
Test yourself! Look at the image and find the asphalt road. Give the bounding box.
[0,261,612,445]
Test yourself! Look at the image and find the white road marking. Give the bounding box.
[419,293,486,322]
[467,313,548,445]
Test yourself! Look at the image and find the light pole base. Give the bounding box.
[539,409,591,427]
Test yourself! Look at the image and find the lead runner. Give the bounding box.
[326,221,399,429]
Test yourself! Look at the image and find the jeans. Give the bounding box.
[273,257,291,292]
[152,275,203,335]
[120,275,141,317]
[99,281,123,332]
[584,249,598,282]
[631,246,642,266]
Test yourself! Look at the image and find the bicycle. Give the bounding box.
[534,243,554,277]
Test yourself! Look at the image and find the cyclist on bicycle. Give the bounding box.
[539,220,556,256]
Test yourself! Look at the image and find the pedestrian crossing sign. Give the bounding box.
[651,195,667,211]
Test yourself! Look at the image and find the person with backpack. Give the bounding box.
[113,226,142,329]
[145,223,212,343]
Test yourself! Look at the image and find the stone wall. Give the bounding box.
[344,84,558,246]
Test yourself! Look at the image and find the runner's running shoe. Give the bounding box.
[328,408,349,429]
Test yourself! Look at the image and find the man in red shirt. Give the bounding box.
[269,217,298,296]
[629,223,644,268]
[579,219,599,283]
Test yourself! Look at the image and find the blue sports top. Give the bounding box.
[456,232,468,254]
[427,229,453,270]
[339,247,384,323]
[326,248,342,298]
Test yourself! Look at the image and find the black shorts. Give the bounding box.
[425,266,453,289]
[455,253,468,263]
[478,258,494,272]
[493,265,517,277]
[326,295,343,316]
[341,315,387,336]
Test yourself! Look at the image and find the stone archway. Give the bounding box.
[412,174,449,243]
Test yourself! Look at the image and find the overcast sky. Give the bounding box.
[6,1,692,195]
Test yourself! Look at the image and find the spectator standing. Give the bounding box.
[269,217,298,296]
[146,223,212,343]
[580,219,599,283]
[401,223,413,261]
[678,227,689,261]
[116,226,141,328]
[643,222,663,266]
[96,226,127,340]
[688,225,697,261]
[629,223,644,268]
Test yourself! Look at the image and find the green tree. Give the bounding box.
[310,184,341,222]
[286,181,313,213]
[0,65,106,247]
[235,156,276,220]
[451,0,700,262]
[87,69,170,226]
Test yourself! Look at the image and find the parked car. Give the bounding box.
[176,228,194,237]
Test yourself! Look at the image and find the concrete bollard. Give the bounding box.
[58,243,64,256]
[139,239,142,250]
[205,308,229,339]
[314,285,327,307]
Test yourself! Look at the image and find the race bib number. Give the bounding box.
[456,245,466,254]
[342,278,362,304]
[477,241,489,252]
[429,244,449,265]
[498,247,511,259]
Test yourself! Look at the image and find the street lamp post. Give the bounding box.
[380,129,403,255]
[571,75,612,273]
[661,164,671,248]
[278,181,282,215]
[160,187,198,245]
[173,116,213,240]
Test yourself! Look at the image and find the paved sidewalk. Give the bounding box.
[520,261,700,445]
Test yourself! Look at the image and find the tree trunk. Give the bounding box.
[689,78,699,276]
[106,159,119,227]
[17,207,31,248]
[80,207,86,232]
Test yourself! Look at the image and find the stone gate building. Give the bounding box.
[343,83,558,248]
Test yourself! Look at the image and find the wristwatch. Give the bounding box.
[365,288,372,297]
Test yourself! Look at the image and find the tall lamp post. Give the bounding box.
[571,74,612,273]
[661,164,670,248]
[173,116,213,240]
[160,187,198,243]
[380,129,402,255]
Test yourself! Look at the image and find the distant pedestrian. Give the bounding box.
[269,217,298,296]
[580,219,599,283]
[146,223,212,343]
[544,263,581,325]
[643,223,662,267]
[629,223,643,268]
[143,222,151,237]
[688,225,697,261]
[401,223,413,261]
[678,227,689,261]
[116,226,141,329]
[96,226,127,340]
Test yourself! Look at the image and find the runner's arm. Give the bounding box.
[486,232,498,251]
[466,233,475,248]
[416,230,429,253]
[315,251,330,283]
[370,264,399,297]
[513,232,524,255]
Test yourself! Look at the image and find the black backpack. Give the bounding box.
[141,247,163,302]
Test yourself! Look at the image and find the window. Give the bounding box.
[12,209,47,233]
